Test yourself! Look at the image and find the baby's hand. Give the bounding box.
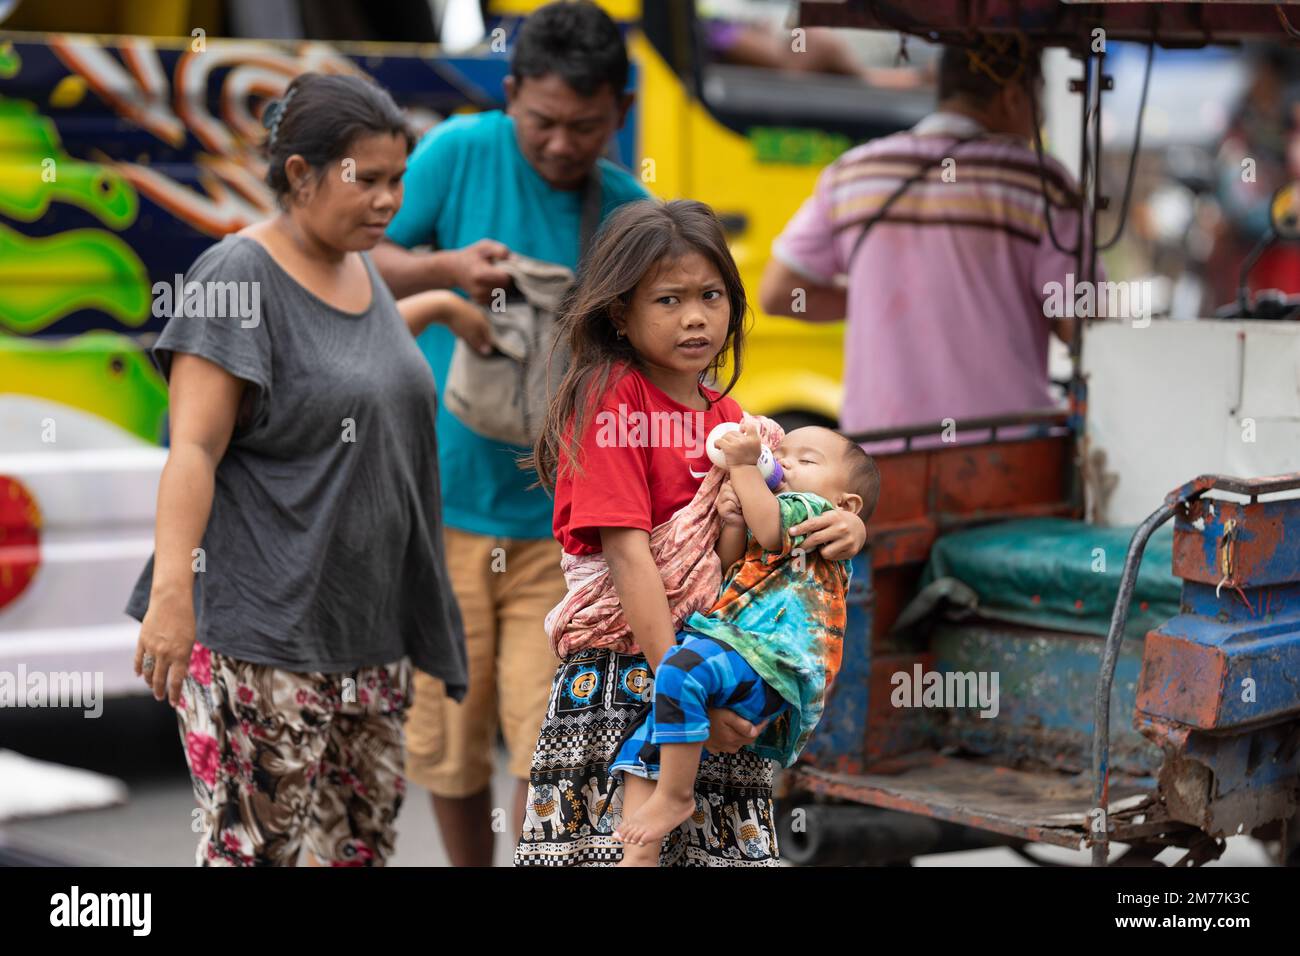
[716,480,745,528]
[716,423,762,469]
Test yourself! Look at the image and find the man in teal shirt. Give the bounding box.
[374,0,648,866]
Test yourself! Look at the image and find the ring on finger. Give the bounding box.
[142,653,156,673]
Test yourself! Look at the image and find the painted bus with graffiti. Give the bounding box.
[0,0,931,695]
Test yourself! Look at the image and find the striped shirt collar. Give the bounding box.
[912,110,986,137]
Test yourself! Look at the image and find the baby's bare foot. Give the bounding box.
[616,789,696,847]
[616,844,659,867]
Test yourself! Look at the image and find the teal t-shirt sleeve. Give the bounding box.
[386,123,459,249]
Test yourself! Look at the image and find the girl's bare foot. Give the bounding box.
[615,788,696,847]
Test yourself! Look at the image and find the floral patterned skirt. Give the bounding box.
[513,647,780,866]
[177,642,410,866]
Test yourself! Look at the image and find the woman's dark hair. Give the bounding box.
[263,72,414,204]
[525,199,747,495]
[511,0,629,98]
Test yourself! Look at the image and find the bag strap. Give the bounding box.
[579,163,604,264]
[846,132,985,270]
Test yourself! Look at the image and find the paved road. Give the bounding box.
[3,760,1275,867]
[0,701,1276,867]
[3,764,519,867]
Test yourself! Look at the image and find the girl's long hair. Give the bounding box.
[524,199,747,495]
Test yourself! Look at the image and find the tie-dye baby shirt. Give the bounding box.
[682,491,851,766]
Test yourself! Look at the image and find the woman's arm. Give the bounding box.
[396,289,494,355]
[135,353,243,706]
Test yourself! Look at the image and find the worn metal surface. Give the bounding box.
[862,652,938,764]
[799,551,875,773]
[1171,473,1300,502]
[1139,503,1300,730]
[1089,473,1300,863]
[867,436,1076,570]
[1137,588,1300,729]
[842,409,1066,447]
[796,0,1300,46]
[800,430,1078,778]
[1131,478,1300,843]
[1173,498,1300,589]
[791,755,1157,850]
[1137,627,1229,729]
[1137,716,1300,837]
[932,623,1162,777]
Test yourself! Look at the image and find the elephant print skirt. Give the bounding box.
[513,647,780,866]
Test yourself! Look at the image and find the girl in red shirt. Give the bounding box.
[515,199,865,866]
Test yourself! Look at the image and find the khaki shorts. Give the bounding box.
[404,526,564,797]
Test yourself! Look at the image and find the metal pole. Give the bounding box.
[1087,46,1103,321]
[1067,51,1094,520]
[1073,50,1089,309]
[1090,500,1179,865]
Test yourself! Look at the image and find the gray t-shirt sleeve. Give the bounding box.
[152,238,273,403]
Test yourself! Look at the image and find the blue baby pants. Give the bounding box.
[608,632,787,779]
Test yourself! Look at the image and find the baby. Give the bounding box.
[611,424,879,864]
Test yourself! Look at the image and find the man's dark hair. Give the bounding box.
[937,35,1041,103]
[840,438,881,523]
[511,0,629,98]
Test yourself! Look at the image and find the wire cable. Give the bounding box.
[1030,57,1084,257]
[1098,41,1155,250]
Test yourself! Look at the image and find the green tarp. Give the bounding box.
[918,518,1182,640]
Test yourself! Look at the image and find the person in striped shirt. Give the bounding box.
[761,35,1092,446]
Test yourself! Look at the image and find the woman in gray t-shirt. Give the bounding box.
[126,73,493,866]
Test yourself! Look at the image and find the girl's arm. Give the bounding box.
[791,509,868,561]
[135,353,242,707]
[396,288,494,354]
[600,527,680,670]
